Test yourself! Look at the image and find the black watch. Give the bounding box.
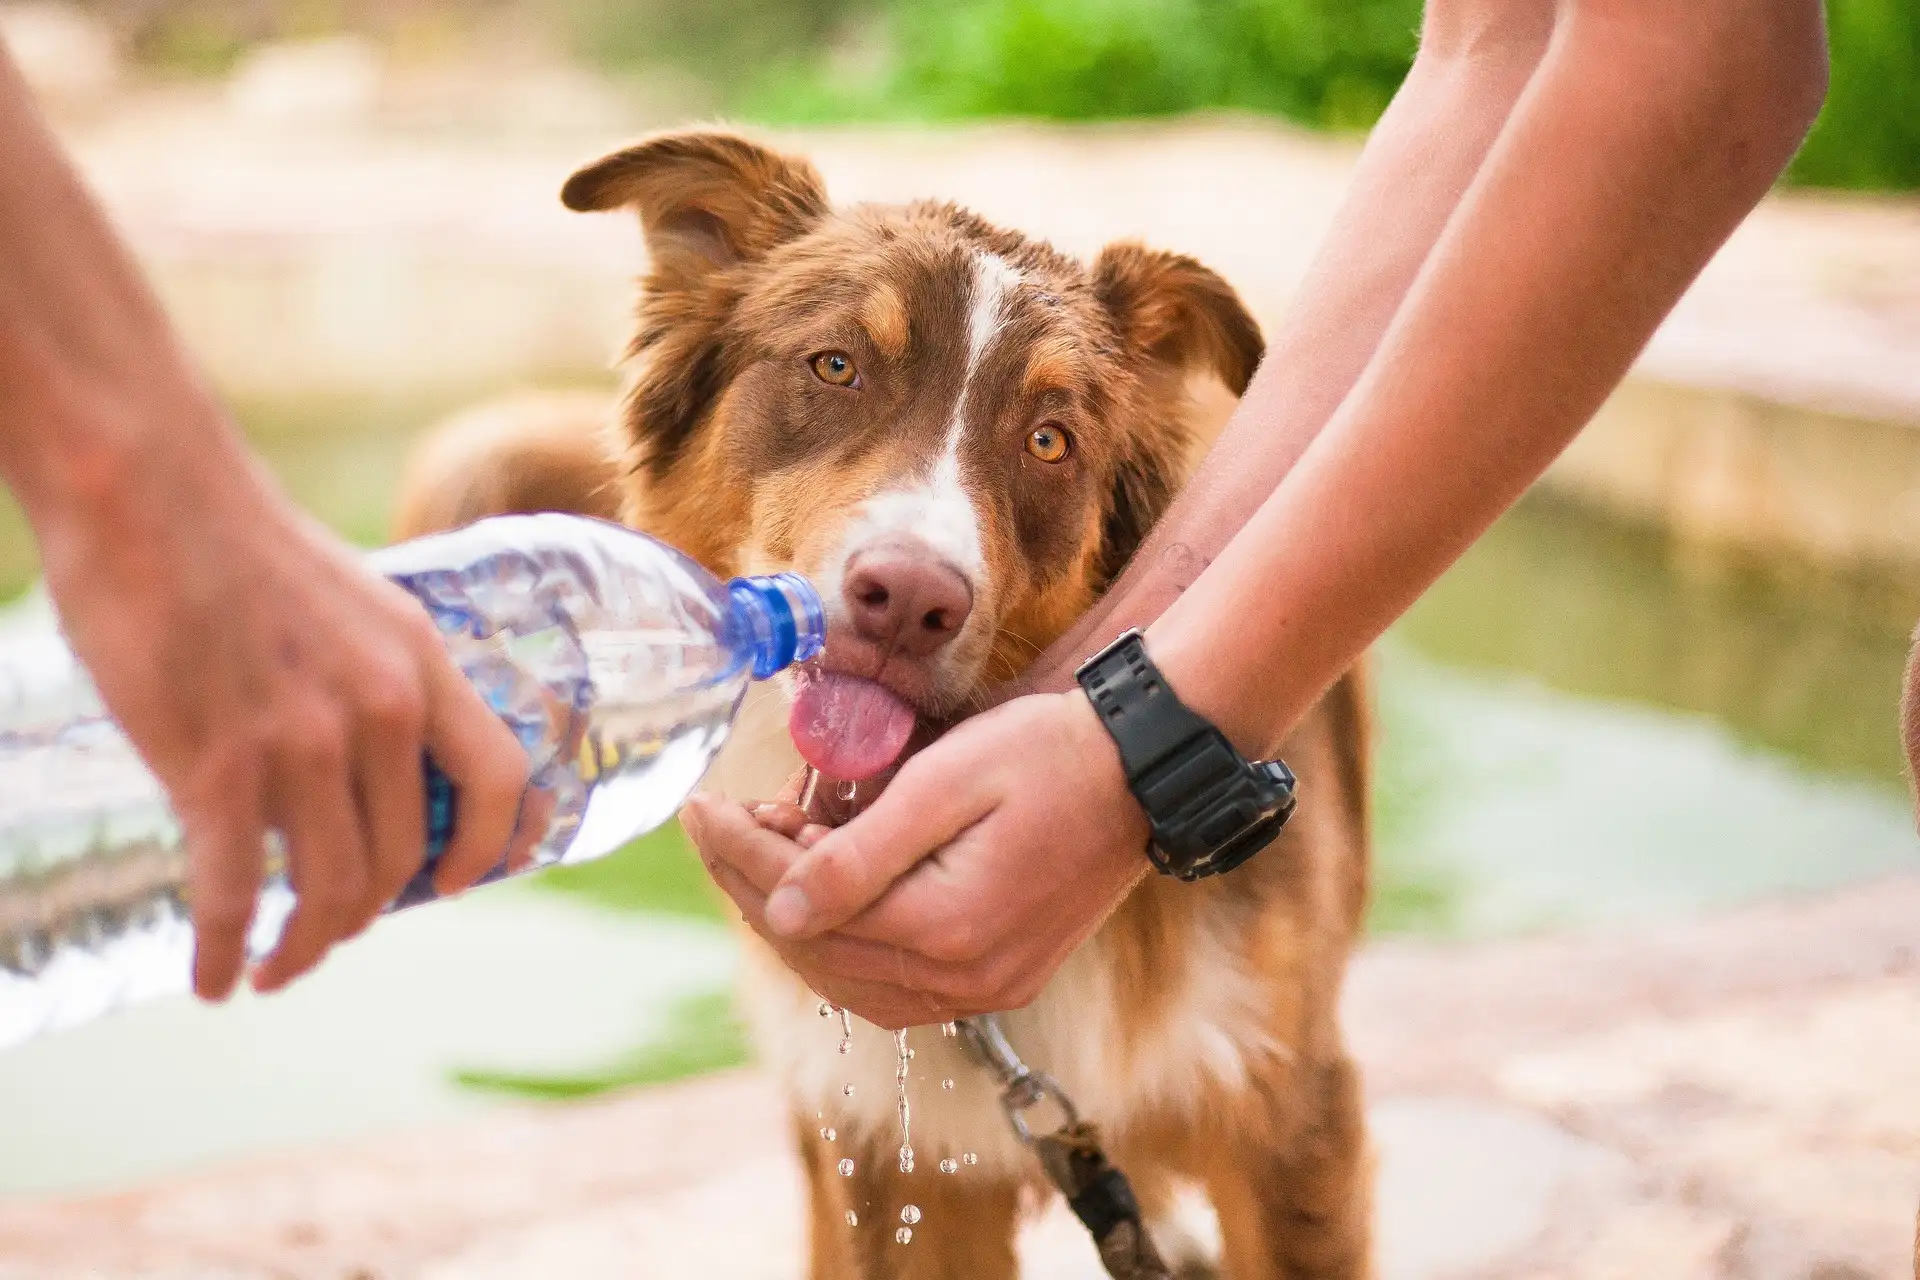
[1075,629,1296,881]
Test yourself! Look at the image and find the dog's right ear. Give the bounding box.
[561,130,829,284]
[562,132,828,486]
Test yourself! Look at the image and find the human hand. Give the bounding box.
[683,690,1148,1029]
[32,423,534,1001]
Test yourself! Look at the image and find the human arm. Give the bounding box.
[0,48,533,998]
[690,0,1830,1027]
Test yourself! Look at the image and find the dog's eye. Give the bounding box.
[810,351,860,388]
[1025,423,1071,464]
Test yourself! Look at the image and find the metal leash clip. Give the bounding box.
[956,1014,1173,1280]
[957,1013,1080,1143]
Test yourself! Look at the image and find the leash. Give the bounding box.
[957,1015,1172,1280]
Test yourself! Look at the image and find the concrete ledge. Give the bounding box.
[1549,378,1920,575]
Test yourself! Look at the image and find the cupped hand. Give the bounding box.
[34,432,534,1001]
[682,690,1149,1029]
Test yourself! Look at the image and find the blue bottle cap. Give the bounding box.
[729,573,828,679]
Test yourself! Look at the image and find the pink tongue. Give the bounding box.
[788,673,918,781]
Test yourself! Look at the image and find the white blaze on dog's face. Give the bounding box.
[562,131,1264,783]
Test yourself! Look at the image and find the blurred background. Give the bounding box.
[0,1,1917,1273]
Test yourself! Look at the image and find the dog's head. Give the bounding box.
[565,130,1261,781]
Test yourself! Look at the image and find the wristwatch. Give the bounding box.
[1074,629,1296,881]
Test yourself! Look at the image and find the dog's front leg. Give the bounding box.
[797,1113,1022,1280]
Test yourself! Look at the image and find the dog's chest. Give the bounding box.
[738,907,1282,1177]
[707,686,1286,1175]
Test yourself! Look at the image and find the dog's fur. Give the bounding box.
[394,130,1373,1279]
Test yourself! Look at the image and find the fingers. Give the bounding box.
[763,744,996,940]
[749,801,810,839]
[503,783,556,875]
[351,662,429,926]
[254,724,369,994]
[180,752,266,1002]
[683,793,806,895]
[419,649,530,896]
[704,860,950,1029]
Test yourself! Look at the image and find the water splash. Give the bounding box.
[846,1210,858,1227]
[896,1227,914,1244]
[939,1158,958,1174]
[901,1205,921,1225]
[820,1126,836,1142]
[961,1152,978,1166]
[941,1021,957,1037]
[837,1005,854,1057]
[940,1078,954,1091]
[837,1158,855,1176]
[894,1027,914,1174]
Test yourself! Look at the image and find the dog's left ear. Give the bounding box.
[561,130,829,280]
[1089,243,1263,587]
[1091,242,1264,395]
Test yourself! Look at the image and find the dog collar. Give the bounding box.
[1074,629,1296,881]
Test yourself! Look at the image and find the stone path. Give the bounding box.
[4,876,1917,1278]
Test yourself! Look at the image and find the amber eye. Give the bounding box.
[1025,423,1071,464]
[810,351,860,388]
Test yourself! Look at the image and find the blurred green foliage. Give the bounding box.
[74,0,1920,188]
[1789,0,1920,188]
[751,0,1420,132]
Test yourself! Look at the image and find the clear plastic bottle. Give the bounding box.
[0,514,824,1051]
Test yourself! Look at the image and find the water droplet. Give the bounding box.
[900,1205,921,1225]
[961,1152,978,1166]
[905,1048,915,1059]
[818,1002,833,1017]
[839,1037,852,1055]
[845,1210,858,1227]
[940,1078,955,1091]
[820,1127,836,1142]
[896,1227,913,1245]
[839,779,858,803]
[837,1158,855,1176]
[941,1021,958,1037]
[843,1083,856,1096]
[898,1146,915,1173]
[939,1158,958,1174]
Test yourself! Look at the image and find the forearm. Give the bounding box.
[1024,0,1557,690]
[0,49,246,536]
[1151,0,1828,755]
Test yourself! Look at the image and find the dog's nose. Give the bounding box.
[843,544,973,657]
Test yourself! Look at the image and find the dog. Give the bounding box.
[394,129,1373,1279]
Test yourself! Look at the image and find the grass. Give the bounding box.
[452,989,750,1099]
[448,823,742,1101]
[529,820,729,921]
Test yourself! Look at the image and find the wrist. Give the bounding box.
[1139,617,1272,759]
[1060,688,1151,868]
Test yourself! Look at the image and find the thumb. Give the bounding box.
[765,745,993,939]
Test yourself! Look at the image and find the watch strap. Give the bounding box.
[1076,629,1296,881]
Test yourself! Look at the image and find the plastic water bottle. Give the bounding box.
[0,514,825,1051]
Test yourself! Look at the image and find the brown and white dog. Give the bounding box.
[395,130,1373,1279]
